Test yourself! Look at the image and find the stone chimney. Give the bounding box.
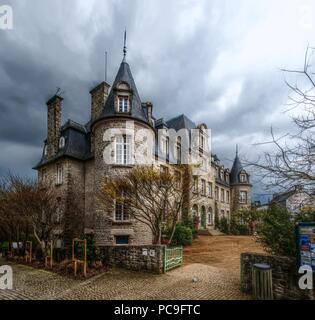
[90,82,110,122]
[46,95,63,157]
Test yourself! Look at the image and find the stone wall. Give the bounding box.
[101,245,165,274]
[241,252,314,300]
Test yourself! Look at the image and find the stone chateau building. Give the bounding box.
[34,45,252,246]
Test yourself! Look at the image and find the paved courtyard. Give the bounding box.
[0,236,264,300]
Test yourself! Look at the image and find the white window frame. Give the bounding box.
[118,96,129,113]
[215,187,219,201]
[114,193,130,222]
[221,188,225,203]
[239,191,247,204]
[226,190,230,203]
[208,182,213,198]
[115,135,132,165]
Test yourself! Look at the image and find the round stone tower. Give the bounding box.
[230,147,252,214]
[91,55,155,246]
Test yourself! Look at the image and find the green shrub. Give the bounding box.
[218,217,230,234]
[79,234,104,266]
[256,204,296,257]
[170,224,193,247]
[230,220,250,235]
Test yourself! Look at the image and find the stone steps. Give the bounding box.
[208,229,224,236]
[197,229,212,236]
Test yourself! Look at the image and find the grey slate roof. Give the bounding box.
[99,61,149,124]
[33,120,91,169]
[166,114,197,131]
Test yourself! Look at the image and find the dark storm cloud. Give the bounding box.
[0,0,314,196]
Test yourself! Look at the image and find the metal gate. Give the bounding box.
[163,246,183,272]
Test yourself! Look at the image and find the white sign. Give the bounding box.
[142,248,148,256]
[0,265,13,290]
[149,249,155,257]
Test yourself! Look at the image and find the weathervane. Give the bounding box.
[123,28,127,61]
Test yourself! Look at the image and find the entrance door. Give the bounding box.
[201,206,206,229]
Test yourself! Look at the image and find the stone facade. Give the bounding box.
[34,50,252,247]
[241,252,315,300]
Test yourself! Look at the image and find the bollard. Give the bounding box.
[252,263,273,300]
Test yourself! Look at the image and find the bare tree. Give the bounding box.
[0,174,62,258]
[98,165,195,245]
[250,46,315,194]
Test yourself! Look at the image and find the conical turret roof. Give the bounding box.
[99,61,149,124]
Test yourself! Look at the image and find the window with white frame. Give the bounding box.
[118,96,129,113]
[115,192,129,222]
[221,188,225,202]
[215,187,219,201]
[226,191,230,203]
[240,173,247,183]
[239,191,247,204]
[115,135,132,165]
[208,182,213,198]
[161,137,169,159]
[56,164,63,185]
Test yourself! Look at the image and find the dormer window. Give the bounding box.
[240,173,247,183]
[118,96,129,113]
[59,136,65,149]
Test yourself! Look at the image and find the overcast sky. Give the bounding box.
[0,0,315,201]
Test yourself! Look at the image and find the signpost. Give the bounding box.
[296,222,315,272]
